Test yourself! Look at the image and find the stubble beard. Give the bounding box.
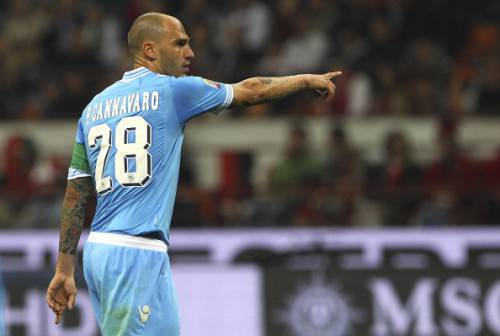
[159,56,182,77]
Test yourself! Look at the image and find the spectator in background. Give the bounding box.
[406,76,442,116]
[221,0,271,52]
[476,55,500,115]
[178,0,220,29]
[478,146,500,225]
[345,69,373,117]
[272,0,300,42]
[172,149,220,227]
[336,27,370,67]
[217,151,255,226]
[0,135,37,228]
[291,178,333,226]
[47,70,90,119]
[2,0,49,83]
[403,37,450,116]
[1,0,500,228]
[449,23,499,116]
[3,136,38,205]
[416,125,480,226]
[0,0,498,120]
[0,135,67,228]
[269,126,322,198]
[329,172,381,227]
[274,14,329,75]
[171,149,205,227]
[366,15,399,66]
[294,127,380,227]
[375,130,423,226]
[371,62,407,115]
[322,125,362,184]
[218,0,271,80]
[307,0,338,32]
[81,3,124,67]
[124,0,168,25]
[263,126,323,225]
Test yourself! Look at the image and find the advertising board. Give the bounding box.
[1,229,499,336]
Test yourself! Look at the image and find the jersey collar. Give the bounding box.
[122,67,151,80]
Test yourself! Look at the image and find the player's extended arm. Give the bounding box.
[47,176,94,324]
[230,71,342,107]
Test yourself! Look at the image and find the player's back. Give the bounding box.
[79,67,183,242]
[69,67,233,243]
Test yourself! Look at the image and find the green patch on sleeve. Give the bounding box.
[70,143,90,173]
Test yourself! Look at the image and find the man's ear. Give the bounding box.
[143,42,157,60]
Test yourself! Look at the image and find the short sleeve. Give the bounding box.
[68,118,92,180]
[171,76,233,124]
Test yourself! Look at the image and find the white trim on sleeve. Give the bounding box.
[212,84,234,115]
[67,167,92,180]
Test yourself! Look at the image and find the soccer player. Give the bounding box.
[46,12,341,335]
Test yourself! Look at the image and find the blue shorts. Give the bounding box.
[83,232,180,336]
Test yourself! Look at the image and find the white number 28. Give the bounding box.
[88,116,152,194]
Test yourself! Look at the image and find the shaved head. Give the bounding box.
[127,12,194,77]
[128,13,177,56]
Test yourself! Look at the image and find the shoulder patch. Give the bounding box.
[202,78,222,89]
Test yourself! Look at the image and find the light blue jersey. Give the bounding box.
[68,67,233,242]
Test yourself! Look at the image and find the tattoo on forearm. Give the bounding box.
[59,178,93,254]
[257,78,273,85]
[258,77,300,103]
[237,76,305,106]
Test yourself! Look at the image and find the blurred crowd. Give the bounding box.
[2,120,500,228]
[174,119,500,228]
[0,0,499,119]
[1,0,500,228]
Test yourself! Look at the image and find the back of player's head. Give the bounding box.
[128,12,170,56]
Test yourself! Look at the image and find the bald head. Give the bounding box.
[128,12,179,57]
[127,12,194,77]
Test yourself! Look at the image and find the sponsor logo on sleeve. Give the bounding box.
[202,78,222,89]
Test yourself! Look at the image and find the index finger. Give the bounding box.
[325,71,342,79]
[55,311,63,324]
